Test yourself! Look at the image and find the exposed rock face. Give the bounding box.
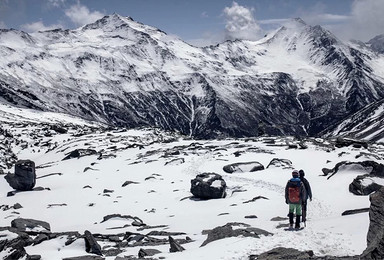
[190,173,226,199]
[323,161,384,179]
[11,218,50,232]
[223,162,264,173]
[361,187,384,259]
[5,160,36,191]
[168,236,185,253]
[84,230,103,256]
[201,222,272,247]
[266,158,293,169]
[63,149,98,160]
[335,137,368,149]
[349,175,383,195]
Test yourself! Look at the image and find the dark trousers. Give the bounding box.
[302,201,307,222]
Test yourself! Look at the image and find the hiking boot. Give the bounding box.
[295,215,301,229]
[288,213,294,226]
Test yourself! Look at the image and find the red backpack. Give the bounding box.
[288,185,300,203]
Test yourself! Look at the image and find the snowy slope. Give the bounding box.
[1,106,384,259]
[1,15,384,138]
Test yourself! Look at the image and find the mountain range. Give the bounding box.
[1,14,384,140]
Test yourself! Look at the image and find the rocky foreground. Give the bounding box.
[1,118,384,259]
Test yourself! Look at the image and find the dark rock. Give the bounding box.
[201,222,272,247]
[84,230,102,256]
[335,137,368,149]
[361,187,384,259]
[101,214,144,226]
[255,247,314,259]
[324,161,384,180]
[62,256,105,260]
[63,149,98,160]
[169,236,185,252]
[270,216,288,221]
[122,181,139,187]
[244,215,258,219]
[165,158,185,166]
[11,218,51,232]
[138,248,161,257]
[5,160,36,191]
[223,162,264,173]
[342,208,369,216]
[266,158,293,169]
[190,173,226,199]
[349,175,383,195]
[51,125,68,134]
[26,255,41,260]
[102,248,123,256]
[33,233,49,245]
[13,203,23,209]
[103,189,114,193]
[243,196,269,204]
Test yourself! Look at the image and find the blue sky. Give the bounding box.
[1,0,383,46]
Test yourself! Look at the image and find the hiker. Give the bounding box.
[285,170,306,229]
[299,169,312,223]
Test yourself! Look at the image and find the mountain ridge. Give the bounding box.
[1,14,384,139]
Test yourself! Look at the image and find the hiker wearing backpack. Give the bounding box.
[299,169,312,224]
[285,170,306,229]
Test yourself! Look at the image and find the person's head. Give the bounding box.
[292,170,299,178]
[299,169,305,178]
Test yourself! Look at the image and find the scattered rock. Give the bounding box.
[190,173,226,200]
[138,248,161,257]
[63,149,98,160]
[5,160,36,191]
[270,217,288,221]
[11,218,51,232]
[122,181,139,187]
[266,158,293,169]
[243,196,269,204]
[201,222,272,247]
[349,175,383,195]
[253,247,314,259]
[335,137,368,149]
[361,187,384,259]
[84,230,102,256]
[169,236,185,252]
[165,158,185,166]
[62,256,105,260]
[342,208,369,216]
[223,162,264,173]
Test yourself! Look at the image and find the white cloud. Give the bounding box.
[20,21,62,32]
[0,21,6,29]
[201,11,209,18]
[47,0,66,8]
[65,2,105,26]
[348,0,384,40]
[223,1,263,41]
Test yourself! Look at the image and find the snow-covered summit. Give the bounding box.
[0,14,384,139]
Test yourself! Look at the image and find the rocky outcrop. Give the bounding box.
[84,230,102,256]
[251,247,359,259]
[5,160,36,191]
[201,222,272,247]
[223,162,264,173]
[361,187,384,259]
[11,218,50,232]
[323,161,384,179]
[349,175,383,195]
[335,137,368,149]
[266,158,293,169]
[190,173,226,199]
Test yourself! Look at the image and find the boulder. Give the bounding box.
[335,137,368,149]
[138,248,161,257]
[63,149,98,160]
[349,175,383,195]
[361,187,384,259]
[84,230,102,256]
[223,162,264,173]
[254,247,314,259]
[324,161,384,180]
[11,218,50,232]
[190,173,226,199]
[169,236,185,252]
[5,160,36,191]
[266,158,293,169]
[201,222,272,247]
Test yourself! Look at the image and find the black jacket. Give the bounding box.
[300,177,312,201]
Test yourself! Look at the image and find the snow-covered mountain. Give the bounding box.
[1,14,384,139]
